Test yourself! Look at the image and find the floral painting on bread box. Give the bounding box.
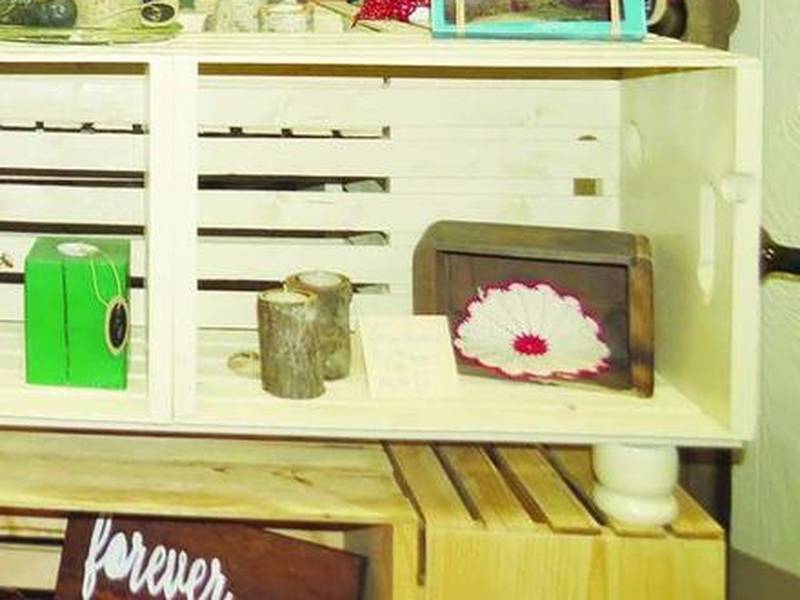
[413,221,655,397]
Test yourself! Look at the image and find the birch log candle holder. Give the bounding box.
[285,271,353,380]
[257,289,324,399]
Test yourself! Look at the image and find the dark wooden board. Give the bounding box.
[56,516,365,600]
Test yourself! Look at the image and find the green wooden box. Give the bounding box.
[24,238,131,390]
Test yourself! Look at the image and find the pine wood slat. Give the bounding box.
[491,446,601,535]
[0,543,60,590]
[549,446,667,538]
[386,444,474,529]
[668,487,725,540]
[436,445,536,531]
[0,432,416,526]
[0,515,66,539]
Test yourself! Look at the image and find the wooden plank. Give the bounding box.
[197,289,409,329]
[0,74,146,127]
[199,76,619,129]
[145,58,178,423]
[0,432,417,526]
[436,445,535,531]
[549,446,667,538]
[0,35,752,69]
[171,57,201,420]
[196,190,617,231]
[199,137,617,179]
[0,542,60,590]
[197,240,409,285]
[386,444,474,529]
[492,446,601,535]
[0,130,146,171]
[668,487,725,540]
[391,176,620,196]
[0,185,144,225]
[0,515,66,539]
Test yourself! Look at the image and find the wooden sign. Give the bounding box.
[56,516,365,600]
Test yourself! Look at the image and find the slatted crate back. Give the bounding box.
[193,69,621,329]
[0,65,148,326]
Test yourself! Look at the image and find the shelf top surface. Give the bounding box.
[0,33,758,69]
[0,430,417,524]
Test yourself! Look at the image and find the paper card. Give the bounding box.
[358,316,460,400]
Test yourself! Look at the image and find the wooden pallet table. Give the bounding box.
[0,432,723,599]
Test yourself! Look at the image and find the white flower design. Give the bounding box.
[453,281,610,381]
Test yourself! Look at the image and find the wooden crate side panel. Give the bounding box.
[424,529,599,600]
[603,536,725,600]
[620,68,739,428]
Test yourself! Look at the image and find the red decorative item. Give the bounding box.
[355,0,430,24]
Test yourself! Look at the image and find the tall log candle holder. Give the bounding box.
[285,271,353,380]
[257,289,324,399]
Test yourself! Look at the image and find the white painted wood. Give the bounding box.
[0,74,146,128]
[199,76,619,129]
[0,130,146,171]
[199,137,616,178]
[0,323,149,422]
[197,241,407,284]
[171,58,200,420]
[197,289,410,329]
[619,67,755,434]
[0,186,144,225]
[0,543,60,590]
[196,191,617,231]
[0,40,763,446]
[0,35,755,69]
[181,328,737,446]
[144,59,176,422]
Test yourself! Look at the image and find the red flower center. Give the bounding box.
[513,334,549,356]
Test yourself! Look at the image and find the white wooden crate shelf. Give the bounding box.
[0,36,762,448]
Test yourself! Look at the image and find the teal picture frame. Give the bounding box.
[431,0,647,41]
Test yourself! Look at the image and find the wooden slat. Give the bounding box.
[0,431,417,525]
[0,74,146,127]
[199,138,616,179]
[492,446,600,535]
[197,289,409,329]
[549,446,667,538]
[386,444,474,529]
[436,445,536,531]
[668,487,725,540]
[0,34,750,70]
[197,240,408,285]
[199,76,619,129]
[0,131,146,171]
[0,542,60,590]
[0,515,66,539]
[0,185,144,225]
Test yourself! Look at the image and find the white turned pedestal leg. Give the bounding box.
[591,444,679,527]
